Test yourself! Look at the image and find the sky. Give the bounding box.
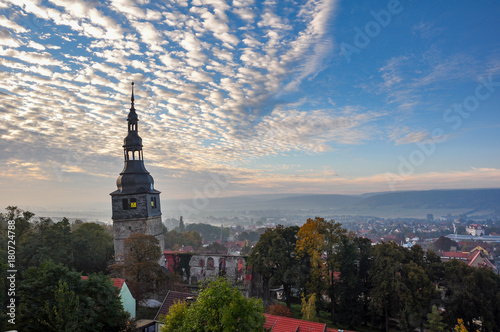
[1,0,500,215]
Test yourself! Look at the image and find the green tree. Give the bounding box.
[240,242,253,255]
[18,217,73,271]
[41,281,80,332]
[333,233,370,327]
[369,242,407,332]
[165,229,203,250]
[399,260,437,331]
[0,206,34,243]
[72,222,114,274]
[427,305,446,332]
[18,260,129,331]
[247,225,299,307]
[186,223,224,242]
[443,260,500,331]
[205,241,228,254]
[159,278,264,332]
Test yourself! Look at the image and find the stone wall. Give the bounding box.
[113,215,164,263]
[188,254,247,286]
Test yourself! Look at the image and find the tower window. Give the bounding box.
[151,197,157,208]
[122,199,129,210]
[130,198,137,209]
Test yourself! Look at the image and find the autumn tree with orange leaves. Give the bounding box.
[295,217,346,318]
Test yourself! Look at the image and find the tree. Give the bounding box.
[369,242,407,332]
[179,217,185,233]
[164,229,202,250]
[17,217,73,271]
[296,217,346,317]
[433,236,458,251]
[205,241,228,254]
[427,305,446,332]
[454,319,468,332]
[72,222,114,274]
[110,233,166,301]
[443,260,500,331]
[247,225,299,307]
[41,281,80,332]
[0,206,34,243]
[159,278,264,332]
[240,242,253,255]
[18,260,129,332]
[186,223,226,242]
[333,233,367,327]
[301,293,318,322]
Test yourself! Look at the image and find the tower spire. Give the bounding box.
[131,82,135,110]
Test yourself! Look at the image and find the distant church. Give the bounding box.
[110,82,164,262]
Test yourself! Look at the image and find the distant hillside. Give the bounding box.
[167,188,500,218]
[353,189,500,211]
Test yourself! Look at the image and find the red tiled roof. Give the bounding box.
[264,314,327,332]
[112,278,125,290]
[441,252,468,259]
[154,290,197,321]
[467,251,481,266]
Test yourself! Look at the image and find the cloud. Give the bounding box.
[0,14,28,33]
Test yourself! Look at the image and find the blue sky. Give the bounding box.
[1,0,499,212]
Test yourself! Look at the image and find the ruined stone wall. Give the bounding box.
[188,254,247,285]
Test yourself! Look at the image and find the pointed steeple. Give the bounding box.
[127,82,138,131]
[112,83,156,194]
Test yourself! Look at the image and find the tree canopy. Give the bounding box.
[18,260,129,332]
[160,278,264,332]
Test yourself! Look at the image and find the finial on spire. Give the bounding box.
[131,82,135,108]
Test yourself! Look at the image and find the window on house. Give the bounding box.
[122,199,129,210]
[151,197,157,208]
[130,198,137,209]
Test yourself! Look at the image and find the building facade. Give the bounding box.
[110,82,164,263]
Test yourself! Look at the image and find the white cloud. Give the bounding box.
[0,15,28,33]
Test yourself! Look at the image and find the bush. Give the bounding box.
[266,304,293,317]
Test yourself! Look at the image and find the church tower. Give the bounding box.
[110,82,164,263]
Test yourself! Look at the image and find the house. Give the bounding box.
[154,290,197,331]
[81,276,136,320]
[468,250,498,272]
[264,313,353,332]
[439,251,469,262]
[154,290,197,321]
[438,249,498,273]
[466,224,485,236]
[153,293,353,332]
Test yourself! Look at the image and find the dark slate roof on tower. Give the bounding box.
[111,83,159,195]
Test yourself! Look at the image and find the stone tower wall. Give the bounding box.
[113,215,164,263]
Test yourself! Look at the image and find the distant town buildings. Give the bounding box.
[466,223,485,236]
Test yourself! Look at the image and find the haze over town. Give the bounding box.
[1,0,500,219]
